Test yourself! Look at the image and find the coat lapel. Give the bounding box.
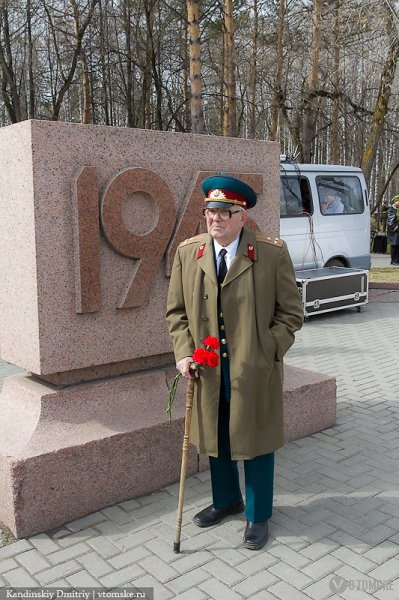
[197,233,218,286]
[196,229,256,287]
[223,228,256,286]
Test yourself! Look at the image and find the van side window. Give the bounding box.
[317,176,364,215]
[280,176,312,217]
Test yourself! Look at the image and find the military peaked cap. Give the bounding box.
[201,174,257,209]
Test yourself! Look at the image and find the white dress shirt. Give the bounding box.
[214,236,240,275]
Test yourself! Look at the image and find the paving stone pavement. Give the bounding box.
[0,291,399,599]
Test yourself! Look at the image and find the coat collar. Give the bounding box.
[196,228,257,287]
[224,228,256,286]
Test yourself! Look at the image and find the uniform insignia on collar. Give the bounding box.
[247,243,255,260]
[196,243,206,259]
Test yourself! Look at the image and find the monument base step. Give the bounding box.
[283,365,336,441]
[0,365,335,538]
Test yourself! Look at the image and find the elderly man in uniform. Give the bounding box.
[166,174,303,550]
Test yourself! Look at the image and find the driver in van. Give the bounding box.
[320,189,344,214]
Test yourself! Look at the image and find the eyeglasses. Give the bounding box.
[203,208,242,220]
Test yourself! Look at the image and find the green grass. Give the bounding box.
[369,268,399,283]
[0,522,15,545]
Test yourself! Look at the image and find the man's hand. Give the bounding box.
[176,356,199,380]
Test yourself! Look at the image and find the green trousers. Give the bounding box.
[209,377,275,523]
[212,276,274,522]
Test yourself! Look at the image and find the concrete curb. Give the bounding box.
[369,281,399,290]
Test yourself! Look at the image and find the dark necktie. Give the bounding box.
[218,248,227,285]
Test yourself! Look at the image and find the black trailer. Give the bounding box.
[295,267,369,319]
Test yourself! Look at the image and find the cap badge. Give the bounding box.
[209,189,226,199]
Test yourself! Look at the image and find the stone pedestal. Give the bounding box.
[0,364,336,538]
[283,365,336,441]
[0,120,336,538]
[0,368,196,538]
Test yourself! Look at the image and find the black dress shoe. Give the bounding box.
[193,500,245,527]
[243,520,269,550]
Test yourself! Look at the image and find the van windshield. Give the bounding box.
[317,176,364,215]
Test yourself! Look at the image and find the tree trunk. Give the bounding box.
[81,49,91,124]
[374,160,399,215]
[270,0,285,141]
[187,0,206,134]
[331,0,340,163]
[302,0,322,162]
[27,0,35,119]
[44,0,99,121]
[183,21,191,131]
[281,101,303,161]
[361,5,399,186]
[98,0,110,126]
[72,3,91,125]
[145,0,163,130]
[123,0,135,128]
[0,5,22,122]
[248,0,259,139]
[142,47,152,128]
[222,0,237,137]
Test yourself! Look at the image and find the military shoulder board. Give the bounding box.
[256,232,283,248]
[178,233,207,248]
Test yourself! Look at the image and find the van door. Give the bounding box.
[280,175,316,270]
[315,175,369,268]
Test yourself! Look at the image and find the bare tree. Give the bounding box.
[222,0,237,136]
[247,0,258,138]
[331,0,340,163]
[302,0,323,162]
[80,46,90,123]
[42,0,99,121]
[187,0,206,133]
[27,0,35,118]
[361,1,399,185]
[121,0,136,128]
[270,0,285,141]
[0,0,398,205]
[0,2,24,122]
[144,0,163,129]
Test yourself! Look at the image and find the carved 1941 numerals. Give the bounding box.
[73,167,263,313]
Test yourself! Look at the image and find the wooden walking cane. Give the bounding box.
[173,368,196,553]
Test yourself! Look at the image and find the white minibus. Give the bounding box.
[279,161,371,271]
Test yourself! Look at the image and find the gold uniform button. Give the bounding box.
[220,325,225,330]
[219,312,223,317]
[222,352,228,358]
[221,338,227,344]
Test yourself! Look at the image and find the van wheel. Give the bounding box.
[325,258,345,268]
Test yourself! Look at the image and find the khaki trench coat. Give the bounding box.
[166,228,304,460]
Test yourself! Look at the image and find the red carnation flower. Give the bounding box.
[192,348,210,365]
[166,333,220,424]
[203,336,220,350]
[206,351,219,368]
